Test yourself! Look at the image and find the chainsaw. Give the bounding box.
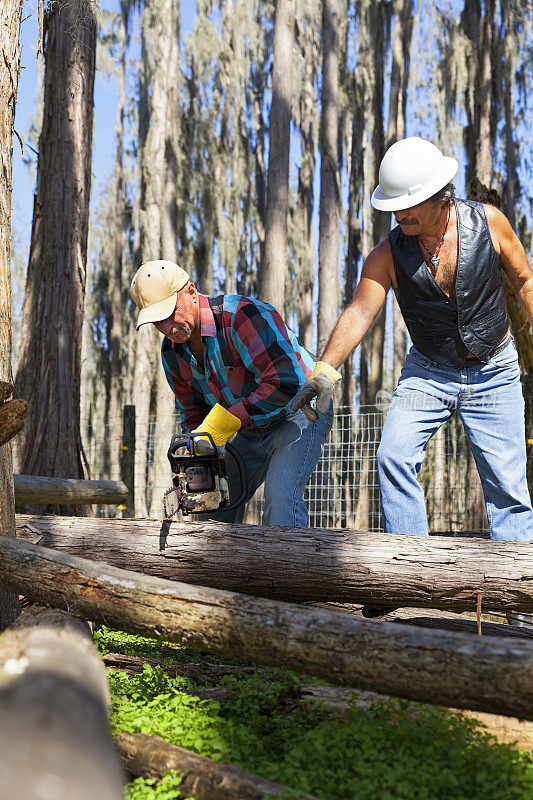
[162,432,248,519]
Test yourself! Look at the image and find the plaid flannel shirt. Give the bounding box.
[161,293,315,431]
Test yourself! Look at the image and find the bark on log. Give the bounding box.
[14,476,128,505]
[0,606,124,799]
[0,398,27,445]
[15,514,533,612]
[116,732,321,800]
[1,537,533,718]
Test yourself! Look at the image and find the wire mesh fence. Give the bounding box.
[84,403,494,532]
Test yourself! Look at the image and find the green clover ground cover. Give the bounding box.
[94,626,533,800]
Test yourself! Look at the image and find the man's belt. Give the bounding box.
[489,331,512,357]
[465,332,511,366]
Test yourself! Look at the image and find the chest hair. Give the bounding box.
[422,232,459,302]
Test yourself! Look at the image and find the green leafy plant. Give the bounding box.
[97,626,533,800]
[125,771,194,800]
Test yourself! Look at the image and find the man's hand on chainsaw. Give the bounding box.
[289,361,341,423]
[188,403,241,454]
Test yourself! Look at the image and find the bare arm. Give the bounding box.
[321,239,393,369]
[485,204,533,326]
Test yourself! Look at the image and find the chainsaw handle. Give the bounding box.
[214,441,248,514]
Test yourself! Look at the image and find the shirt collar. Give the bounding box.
[198,293,216,338]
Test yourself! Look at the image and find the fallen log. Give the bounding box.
[14,476,128,505]
[103,652,270,683]
[15,513,533,612]
[0,606,124,799]
[298,686,533,751]
[1,537,533,718]
[116,732,321,800]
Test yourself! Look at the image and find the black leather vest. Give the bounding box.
[388,198,510,367]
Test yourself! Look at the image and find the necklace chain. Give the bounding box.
[417,206,451,272]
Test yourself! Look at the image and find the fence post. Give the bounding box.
[121,405,135,518]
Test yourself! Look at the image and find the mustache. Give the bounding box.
[396,218,418,226]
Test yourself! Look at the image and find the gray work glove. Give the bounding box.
[289,361,342,423]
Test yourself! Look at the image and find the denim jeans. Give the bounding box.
[377,339,533,540]
[202,407,332,527]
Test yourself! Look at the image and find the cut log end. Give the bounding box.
[0,399,27,446]
[0,380,14,404]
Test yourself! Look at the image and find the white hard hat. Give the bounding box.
[130,260,190,330]
[371,137,459,211]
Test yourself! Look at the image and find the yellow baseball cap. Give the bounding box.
[130,260,190,330]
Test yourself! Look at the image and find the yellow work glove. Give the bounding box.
[191,403,241,454]
[289,362,341,423]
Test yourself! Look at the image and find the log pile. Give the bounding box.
[1,535,533,719]
[0,606,124,799]
[15,513,533,611]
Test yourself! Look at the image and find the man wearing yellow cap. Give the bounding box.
[130,261,332,526]
[292,137,533,552]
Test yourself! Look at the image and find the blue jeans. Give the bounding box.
[203,408,332,527]
[377,339,533,540]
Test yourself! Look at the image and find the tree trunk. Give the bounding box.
[149,0,181,519]
[108,3,128,484]
[342,95,364,525]
[116,732,321,800]
[317,0,340,353]
[461,0,481,187]
[388,0,412,386]
[431,426,447,531]
[259,0,295,311]
[14,2,97,514]
[296,14,318,351]
[476,0,495,186]
[133,0,176,517]
[0,0,23,630]
[0,607,124,798]
[501,0,518,228]
[2,536,533,718]
[15,515,533,612]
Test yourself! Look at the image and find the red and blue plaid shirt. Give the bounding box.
[161,294,315,431]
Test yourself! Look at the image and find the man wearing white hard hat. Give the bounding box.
[130,260,332,526]
[292,137,533,557]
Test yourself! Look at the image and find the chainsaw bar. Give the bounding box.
[163,486,181,519]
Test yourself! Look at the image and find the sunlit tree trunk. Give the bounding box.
[0,0,23,629]
[15,2,97,515]
[388,0,413,387]
[317,0,340,353]
[260,0,295,310]
[132,0,173,517]
[108,3,128,483]
[476,0,495,186]
[295,9,319,351]
[149,0,181,519]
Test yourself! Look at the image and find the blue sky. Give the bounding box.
[12,0,198,262]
